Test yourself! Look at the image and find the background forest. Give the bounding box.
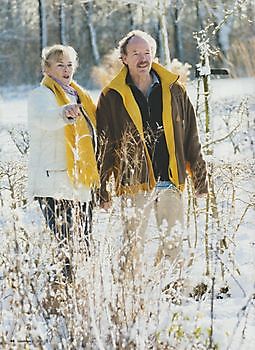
[0,0,255,88]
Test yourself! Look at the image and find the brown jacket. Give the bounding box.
[96,62,208,202]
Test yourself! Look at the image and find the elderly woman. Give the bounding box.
[28,44,99,279]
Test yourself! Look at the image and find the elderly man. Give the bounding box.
[96,30,208,271]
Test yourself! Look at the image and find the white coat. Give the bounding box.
[27,85,91,202]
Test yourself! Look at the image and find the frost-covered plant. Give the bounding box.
[227,37,255,77]
[8,124,29,156]
[0,83,254,349]
[0,146,254,349]
[0,159,27,209]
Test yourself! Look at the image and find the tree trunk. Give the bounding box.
[38,0,47,53]
[155,19,164,64]
[84,1,100,65]
[157,0,171,68]
[196,0,205,31]
[172,7,183,61]
[59,0,66,45]
[213,2,233,57]
[127,3,134,29]
[195,0,206,64]
[216,24,232,57]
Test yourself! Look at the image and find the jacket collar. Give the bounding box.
[104,62,178,93]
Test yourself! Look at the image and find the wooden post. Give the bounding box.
[196,61,229,276]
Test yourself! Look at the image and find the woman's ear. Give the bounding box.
[44,64,50,75]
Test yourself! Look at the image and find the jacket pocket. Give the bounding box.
[46,169,67,177]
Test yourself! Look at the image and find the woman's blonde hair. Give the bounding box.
[41,44,79,72]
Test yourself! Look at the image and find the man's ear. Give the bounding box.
[122,55,128,65]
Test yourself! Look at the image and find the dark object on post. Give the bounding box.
[195,67,230,78]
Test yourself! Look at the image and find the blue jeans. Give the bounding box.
[155,180,176,190]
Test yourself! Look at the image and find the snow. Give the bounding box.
[188,77,255,101]
[0,78,254,349]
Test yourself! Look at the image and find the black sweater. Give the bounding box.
[127,73,171,181]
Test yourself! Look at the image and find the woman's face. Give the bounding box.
[45,53,75,85]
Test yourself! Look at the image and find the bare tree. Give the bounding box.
[38,0,47,52]
[157,0,171,68]
[170,0,184,61]
[0,160,27,209]
[59,0,66,44]
[83,0,100,65]
[127,3,135,29]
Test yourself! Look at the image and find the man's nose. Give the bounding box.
[139,53,146,61]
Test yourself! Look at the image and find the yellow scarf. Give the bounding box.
[103,62,183,191]
[42,75,100,189]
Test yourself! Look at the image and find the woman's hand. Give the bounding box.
[63,103,81,123]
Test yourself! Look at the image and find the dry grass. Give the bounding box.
[227,36,255,77]
[91,49,123,89]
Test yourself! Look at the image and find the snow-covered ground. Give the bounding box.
[0,77,254,349]
[1,77,254,123]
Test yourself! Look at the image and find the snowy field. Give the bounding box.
[0,77,254,349]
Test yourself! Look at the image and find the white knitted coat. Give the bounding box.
[27,85,91,202]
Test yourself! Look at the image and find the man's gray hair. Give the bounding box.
[118,30,157,61]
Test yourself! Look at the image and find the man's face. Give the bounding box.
[122,36,153,78]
